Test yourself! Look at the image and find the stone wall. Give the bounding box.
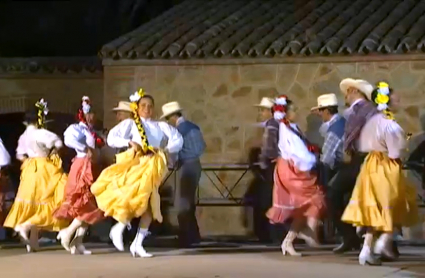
[104,61,425,237]
[0,75,104,117]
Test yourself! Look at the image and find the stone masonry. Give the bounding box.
[103,61,425,237]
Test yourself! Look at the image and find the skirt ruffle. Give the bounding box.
[3,155,69,231]
[53,157,104,225]
[342,152,419,232]
[91,149,167,224]
[266,157,325,224]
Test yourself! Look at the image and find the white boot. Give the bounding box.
[281,231,302,256]
[129,228,153,258]
[109,222,126,252]
[57,219,83,251]
[15,223,32,252]
[359,245,381,266]
[70,226,91,255]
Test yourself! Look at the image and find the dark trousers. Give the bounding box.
[175,159,201,245]
[327,153,367,242]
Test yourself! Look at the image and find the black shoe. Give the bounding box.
[333,240,360,254]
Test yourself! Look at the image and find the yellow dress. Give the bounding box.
[342,113,419,232]
[91,148,167,224]
[3,154,69,231]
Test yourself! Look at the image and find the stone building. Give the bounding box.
[99,0,425,237]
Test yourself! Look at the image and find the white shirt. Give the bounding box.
[64,122,96,158]
[107,118,183,154]
[0,137,11,168]
[278,122,316,172]
[16,125,63,160]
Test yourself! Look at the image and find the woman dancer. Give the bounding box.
[54,96,105,255]
[266,95,326,256]
[3,99,68,252]
[91,89,183,258]
[342,82,418,265]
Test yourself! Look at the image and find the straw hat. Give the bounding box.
[339,78,374,100]
[311,94,338,111]
[112,101,132,112]
[253,97,275,109]
[160,101,183,119]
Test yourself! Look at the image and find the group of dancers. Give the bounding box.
[260,77,418,265]
[0,90,184,258]
[0,77,420,266]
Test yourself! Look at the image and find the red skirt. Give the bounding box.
[266,157,325,223]
[53,157,104,225]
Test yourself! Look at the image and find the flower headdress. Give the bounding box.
[374,82,395,120]
[273,95,289,124]
[77,96,104,148]
[129,88,154,153]
[34,98,49,129]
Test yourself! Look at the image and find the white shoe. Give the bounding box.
[57,229,73,251]
[373,235,385,255]
[129,228,153,258]
[69,227,91,255]
[359,246,381,266]
[281,231,302,257]
[70,245,92,255]
[109,223,125,252]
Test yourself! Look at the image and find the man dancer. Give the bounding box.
[328,78,377,254]
[162,101,206,248]
[254,97,279,243]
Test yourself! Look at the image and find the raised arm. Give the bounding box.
[158,122,183,154]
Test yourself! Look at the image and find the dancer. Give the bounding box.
[0,136,11,225]
[54,96,105,255]
[342,82,419,266]
[91,89,183,258]
[266,95,325,256]
[161,101,206,248]
[3,99,68,252]
[328,78,377,254]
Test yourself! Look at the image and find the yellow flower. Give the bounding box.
[378,82,389,89]
[130,102,138,111]
[376,93,389,104]
[137,88,145,97]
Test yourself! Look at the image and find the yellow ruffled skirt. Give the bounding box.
[342,152,419,232]
[3,154,69,231]
[91,149,167,224]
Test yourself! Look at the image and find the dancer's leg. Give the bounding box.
[359,228,381,266]
[281,217,304,256]
[70,223,91,255]
[57,219,83,251]
[109,221,127,252]
[130,211,153,258]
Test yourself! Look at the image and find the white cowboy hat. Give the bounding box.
[339,78,374,100]
[160,101,183,119]
[254,97,275,109]
[311,93,339,111]
[112,101,132,112]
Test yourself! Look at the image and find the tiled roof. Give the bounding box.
[100,0,425,60]
[0,57,102,74]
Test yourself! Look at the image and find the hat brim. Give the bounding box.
[339,78,373,100]
[160,108,183,119]
[112,107,132,112]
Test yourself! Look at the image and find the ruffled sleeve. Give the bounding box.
[0,137,11,167]
[107,119,135,148]
[158,121,183,154]
[278,123,316,172]
[382,119,406,159]
[64,124,86,152]
[40,129,63,150]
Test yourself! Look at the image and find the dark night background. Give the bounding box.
[0,0,183,57]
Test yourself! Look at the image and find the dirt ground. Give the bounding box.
[0,244,424,278]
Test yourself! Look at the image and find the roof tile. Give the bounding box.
[100,0,425,60]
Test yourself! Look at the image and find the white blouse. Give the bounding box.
[0,137,11,168]
[107,118,183,154]
[278,122,316,172]
[64,122,96,158]
[16,125,63,160]
[358,113,406,159]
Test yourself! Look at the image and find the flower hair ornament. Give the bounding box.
[129,88,154,154]
[273,95,289,123]
[375,82,395,120]
[77,96,104,148]
[34,98,49,129]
